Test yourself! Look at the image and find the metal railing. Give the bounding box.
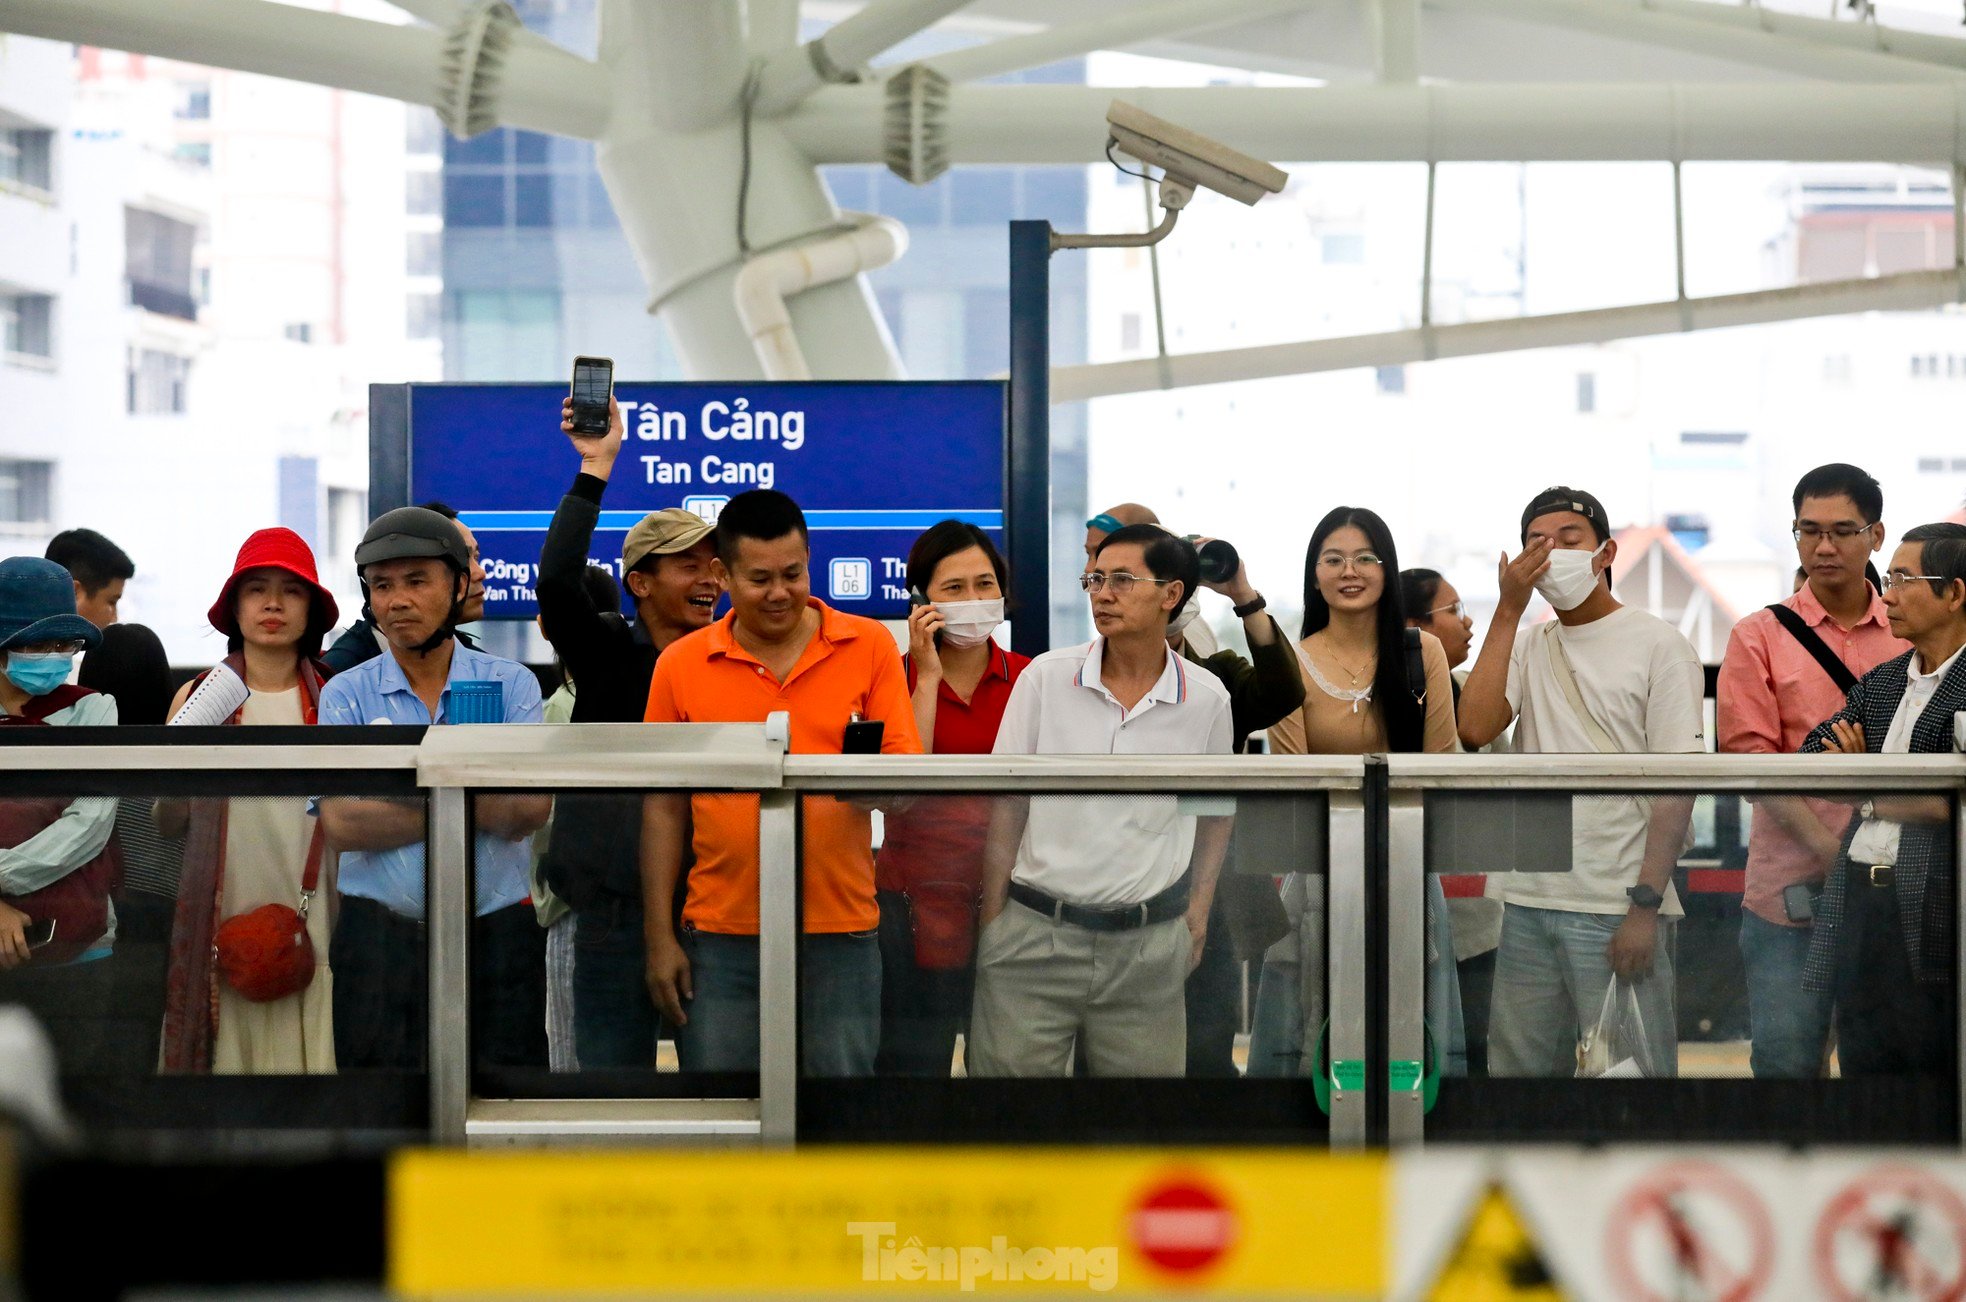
[2,730,1962,1150]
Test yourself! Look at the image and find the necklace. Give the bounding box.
[1316,635,1377,686]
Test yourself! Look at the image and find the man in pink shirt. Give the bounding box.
[1717,463,1907,1077]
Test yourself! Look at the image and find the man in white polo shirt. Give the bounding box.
[969,525,1234,1077]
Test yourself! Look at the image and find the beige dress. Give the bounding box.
[211,687,336,1074]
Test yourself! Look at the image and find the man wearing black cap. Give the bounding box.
[320,502,486,674]
[1459,487,1705,1078]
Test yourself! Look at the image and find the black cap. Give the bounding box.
[1520,486,1610,545]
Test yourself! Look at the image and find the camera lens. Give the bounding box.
[1198,539,1238,584]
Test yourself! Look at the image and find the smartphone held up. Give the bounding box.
[568,355,614,436]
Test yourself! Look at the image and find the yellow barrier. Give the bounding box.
[389,1148,1386,1297]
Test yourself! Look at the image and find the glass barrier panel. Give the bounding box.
[0,778,428,1137]
[1422,783,1959,1144]
[469,786,760,1100]
[793,789,1334,1144]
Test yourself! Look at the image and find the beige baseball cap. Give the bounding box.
[622,508,715,572]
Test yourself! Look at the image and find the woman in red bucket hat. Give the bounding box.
[157,528,341,1073]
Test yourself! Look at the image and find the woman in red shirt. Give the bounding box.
[875,522,1029,1076]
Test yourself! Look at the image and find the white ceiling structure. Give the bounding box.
[9,0,1966,393]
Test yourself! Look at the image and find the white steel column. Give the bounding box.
[917,0,1312,84]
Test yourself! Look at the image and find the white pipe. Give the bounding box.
[912,0,1311,85]
[1430,0,1965,83]
[1372,0,1421,83]
[2,0,609,138]
[733,214,910,380]
[755,0,975,116]
[1048,268,1966,402]
[782,82,1966,164]
[1601,0,1966,73]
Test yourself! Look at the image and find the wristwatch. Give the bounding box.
[1232,593,1267,619]
[1859,799,1877,821]
[1626,884,1664,911]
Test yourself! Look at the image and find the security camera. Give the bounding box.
[1106,100,1289,207]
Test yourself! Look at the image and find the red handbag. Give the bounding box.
[212,823,324,1003]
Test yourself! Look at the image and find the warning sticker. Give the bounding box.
[390,1148,1384,1297]
[1604,1160,1776,1302]
[1814,1163,1966,1302]
[1428,1182,1561,1301]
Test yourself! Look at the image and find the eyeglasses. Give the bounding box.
[1079,571,1171,595]
[1315,552,1384,573]
[11,639,87,656]
[1425,600,1467,620]
[1792,523,1875,543]
[1881,570,1946,592]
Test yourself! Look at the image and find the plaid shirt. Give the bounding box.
[1799,648,1966,991]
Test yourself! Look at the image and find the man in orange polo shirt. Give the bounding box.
[642,489,920,1075]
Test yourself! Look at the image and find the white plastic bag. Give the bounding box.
[1576,977,1656,1079]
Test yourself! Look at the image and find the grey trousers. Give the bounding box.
[967,898,1190,1077]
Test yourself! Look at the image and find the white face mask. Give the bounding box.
[1167,601,1201,639]
[1535,541,1607,612]
[935,598,1003,648]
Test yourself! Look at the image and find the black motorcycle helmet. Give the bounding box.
[354,507,471,654]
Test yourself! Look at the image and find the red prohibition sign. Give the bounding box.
[1605,1160,1777,1302]
[1129,1177,1238,1277]
[1814,1164,1966,1302]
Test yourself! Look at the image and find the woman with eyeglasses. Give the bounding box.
[1245,507,1460,1079]
[1401,570,1474,674]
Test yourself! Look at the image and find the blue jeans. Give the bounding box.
[674,927,882,1077]
[1737,909,1832,1079]
[1245,956,1305,1077]
[572,900,662,1069]
[1488,904,1678,1078]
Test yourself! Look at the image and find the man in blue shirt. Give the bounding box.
[317,507,551,1070]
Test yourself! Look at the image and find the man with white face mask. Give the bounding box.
[1459,487,1705,1078]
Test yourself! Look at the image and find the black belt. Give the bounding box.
[1857,863,1896,889]
[1007,874,1190,932]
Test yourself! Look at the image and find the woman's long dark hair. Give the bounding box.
[1300,505,1423,754]
[79,623,173,725]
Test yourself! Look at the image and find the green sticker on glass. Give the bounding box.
[1389,1059,1423,1093]
[1331,1058,1366,1092]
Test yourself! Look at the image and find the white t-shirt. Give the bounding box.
[993,637,1234,906]
[1503,607,1706,915]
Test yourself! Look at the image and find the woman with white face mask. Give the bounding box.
[874,522,1031,1076]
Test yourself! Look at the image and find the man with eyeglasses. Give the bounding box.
[1716,464,1905,1078]
[1801,522,1966,1075]
[0,556,121,1074]
[1460,487,1705,1079]
[969,525,1233,1077]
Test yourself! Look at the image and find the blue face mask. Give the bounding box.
[6,652,75,697]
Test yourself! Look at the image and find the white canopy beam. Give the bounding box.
[1048,268,1966,402]
[1372,0,1421,82]
[781,82,1966,164]
[1612,0,1966,74]
[3,0,609,138]
[911,0,1312,85]
[754,0,975,115]
[1429,0,1965,84]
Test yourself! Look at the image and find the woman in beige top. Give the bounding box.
[1247,507,1457,1077]
[158,528,339,1073]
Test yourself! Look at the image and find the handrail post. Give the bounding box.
[1386,787,1426,1146]
[427,786,470,1145]
[758,788,800,1146]
[1326,787,1369,1148]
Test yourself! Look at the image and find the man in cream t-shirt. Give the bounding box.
[1459,487,1706,1078]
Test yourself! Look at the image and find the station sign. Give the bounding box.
[401,381,1006,621]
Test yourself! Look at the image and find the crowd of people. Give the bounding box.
[0,425,1962,1085]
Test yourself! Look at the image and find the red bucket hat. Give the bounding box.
[207,528,340,646]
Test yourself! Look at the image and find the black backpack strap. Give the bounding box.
[1403,626,1427,705]
[1766,603,1859,694]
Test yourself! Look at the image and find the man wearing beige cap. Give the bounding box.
[537,394,723,1068]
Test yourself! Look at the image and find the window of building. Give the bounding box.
[0,459,52,529]
[951,167,1015,219]
[2,294,54,360]
[406,170,440,217]
[444,173,506,228]
[444,127,508,167]
[1680,431,1749,445]
[406,292,441,340]
[1376,364,1406,395]
[0,128,54,194]
[173,82,211,120]
[514,173,553,227]
[172,141,212,168]
[405,110,443,156]
[127,349,191,414]
[1576,372,1596,414]
[1321,232,1366,265]
[1020,169,1085,224]
[125,207,198,320]
[406,231,441,278]
[284,322,312,344]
